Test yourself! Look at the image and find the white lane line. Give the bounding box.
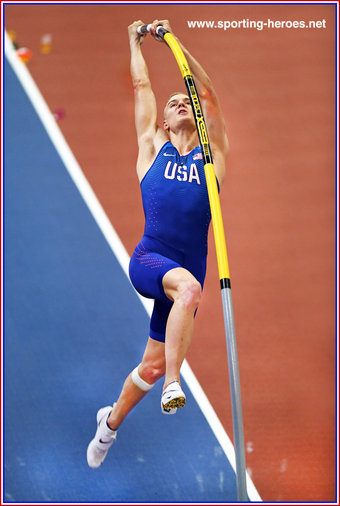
[4,31,261,502]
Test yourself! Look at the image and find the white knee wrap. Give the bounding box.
[131,365,154,392]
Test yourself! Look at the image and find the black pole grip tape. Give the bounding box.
[137,24,151,35]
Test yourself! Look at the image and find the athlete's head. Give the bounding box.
[163,92,195,133]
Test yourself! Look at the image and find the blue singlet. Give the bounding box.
[129,142,213,342]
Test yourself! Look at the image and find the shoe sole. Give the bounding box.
[162,396,186,410]
[87,440,105,469]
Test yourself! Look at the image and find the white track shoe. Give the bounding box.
[161,381,186,415]
[87,405,117,469]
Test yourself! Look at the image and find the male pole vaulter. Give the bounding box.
[87,19,228,469]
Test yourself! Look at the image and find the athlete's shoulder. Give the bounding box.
[154,128,170,153]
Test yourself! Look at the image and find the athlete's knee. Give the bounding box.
[139,360,165,384]
[177,278,202,311]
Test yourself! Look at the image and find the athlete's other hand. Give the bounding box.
[149,19,174,42]
[128,20,146,45]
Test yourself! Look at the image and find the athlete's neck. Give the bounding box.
[168,128,198,156]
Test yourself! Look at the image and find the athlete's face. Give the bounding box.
[163,94,194,132]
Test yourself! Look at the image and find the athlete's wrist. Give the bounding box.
[130,39,143,52]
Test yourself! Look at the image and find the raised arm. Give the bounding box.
[128,21,167,180]
[149,20,229,184]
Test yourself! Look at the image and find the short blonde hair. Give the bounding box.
[166,91,188,103]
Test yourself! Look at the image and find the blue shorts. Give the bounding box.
[129,235,207,342]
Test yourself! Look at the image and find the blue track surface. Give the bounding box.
[3,58,238,503]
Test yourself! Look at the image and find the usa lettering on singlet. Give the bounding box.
[140,142,213,255]
[164,161,201,184]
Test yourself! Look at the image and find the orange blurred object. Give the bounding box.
[7,29,16,41]
[16,47,32,63]
[40,33,52,54]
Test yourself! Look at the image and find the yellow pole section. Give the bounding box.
[164,32,230,281]
[204,164,230,280]
[164,33,192,78]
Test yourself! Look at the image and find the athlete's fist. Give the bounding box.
[128,20,146,45]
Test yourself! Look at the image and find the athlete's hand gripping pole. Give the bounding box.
[138,23,249,502]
